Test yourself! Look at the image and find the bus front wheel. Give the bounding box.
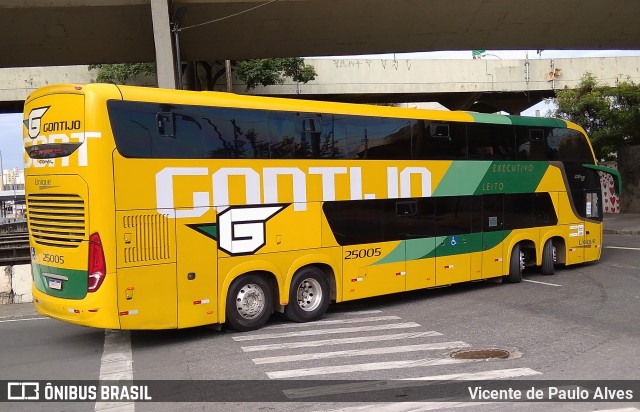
[284,266,330,323]
[504,244,523,283]
[226,274,273,331]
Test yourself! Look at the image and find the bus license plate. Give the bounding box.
[48,278,62,290]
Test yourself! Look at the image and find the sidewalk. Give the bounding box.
[0,302,38,319]
[603,213,640,235]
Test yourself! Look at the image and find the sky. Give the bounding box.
[4,49,640,170]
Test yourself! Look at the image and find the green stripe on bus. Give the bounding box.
[32,263,88,300]
[465,112,512,125]
[433,161,492,196]
[433,161,548,196]
[373,230,511,265]
[506,115,566,128]
[473,161,549,195]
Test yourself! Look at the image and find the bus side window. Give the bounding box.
[295,114,323,158]
[344,116,412,160]
[268,112,297,159]
[504,193,535,229]
[418,121,467,160]
[202,107,269,159]
[468,123,515,160]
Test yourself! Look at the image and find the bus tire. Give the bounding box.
[226,274,273,332]
[504,244,523,283]
[541,239,555,276]
[284,266,330,323]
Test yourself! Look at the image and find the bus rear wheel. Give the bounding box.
[284,266,330,323]
[504,244,523,283]
[541,239,555,276]
[226,274,273,332]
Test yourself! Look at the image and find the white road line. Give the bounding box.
[523,279,562,287]
[252,341,470,364]
[326,309,383,316]
[608,263,640,270]
[605,246,640,251]
[316,401,491,412]
[232,322,421,342]
[0,317,48,324]
[261,315,402,330]
[241,331,444,352]
[592,409,640,412]
[285,367,542,399]
[267,357,481,379]
[95,330,134,412]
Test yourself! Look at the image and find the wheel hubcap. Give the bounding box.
[519,251,525,271]
[236,284,265,319]
[296,278,322,312]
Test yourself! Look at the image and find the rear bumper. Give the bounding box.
[32,273,120,329]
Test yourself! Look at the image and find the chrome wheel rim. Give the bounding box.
[296,278,322,312]
[236,283,266,319]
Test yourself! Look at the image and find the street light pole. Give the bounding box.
[172,7,188,90]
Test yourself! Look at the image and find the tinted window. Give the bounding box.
[552,128,593,163]
[108,100,593,164]
[435,196,473,236]
[504,193,535,230]
[414,121,467,160]
[323,200,383,246]
[534,192,558,226]
[343,116,413,159]
[468,124,515,160]
[383,198,436,240]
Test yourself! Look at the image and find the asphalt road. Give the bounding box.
[1,234,639,412]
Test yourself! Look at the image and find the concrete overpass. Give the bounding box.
[2,1,640,90]
[2,56,640,114]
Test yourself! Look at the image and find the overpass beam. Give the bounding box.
[150,0,177,89]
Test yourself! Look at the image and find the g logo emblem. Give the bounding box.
[25,106,50,138]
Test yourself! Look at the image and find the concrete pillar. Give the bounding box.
[11,265,32,304]
[0,266,12,304]
[150,0,177,89]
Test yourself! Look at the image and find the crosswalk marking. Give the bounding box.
[267,356,481,379]
[232,322,422,341]
[284,367,542,399]
[326,309,383,316]
[241,330,444,352]
[252,341,470,364]
[261,315,402,330]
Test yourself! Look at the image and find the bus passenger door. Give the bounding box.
[435,197,473,286]
[176,216,218,328]
[480,194,506,279]
[583,190,603,262]
[396,199,437,291]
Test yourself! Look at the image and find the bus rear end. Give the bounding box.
[24,84,120,329]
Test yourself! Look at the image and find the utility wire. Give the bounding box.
[180,0,280,31]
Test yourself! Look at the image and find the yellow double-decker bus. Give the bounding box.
[23,84,620,331]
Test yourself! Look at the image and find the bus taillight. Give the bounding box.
[87,232,106,292]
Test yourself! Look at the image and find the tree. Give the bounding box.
[233,58,316,90]
[553,73,640,160]
[89,58,316,91]
[88,63,156,84]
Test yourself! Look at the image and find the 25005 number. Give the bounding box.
[345,248,382,260]
[43,253,65,264]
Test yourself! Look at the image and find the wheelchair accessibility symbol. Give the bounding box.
[451,236,457,246]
